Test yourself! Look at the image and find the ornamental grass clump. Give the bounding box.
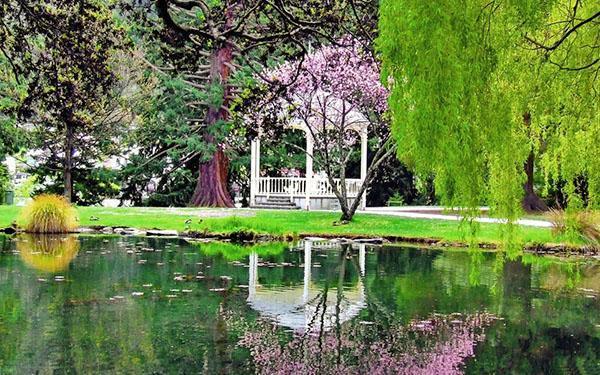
[548,209,600,245]
[20,194,78,233]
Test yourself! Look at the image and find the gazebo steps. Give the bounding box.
[251,197,301,210]
[250,204,301,210]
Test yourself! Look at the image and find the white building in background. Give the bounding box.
[5,156,16,175]
[3,156,33,205]
[4,155,30,190]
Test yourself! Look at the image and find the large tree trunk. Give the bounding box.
[521,113,547,213]
[191,147,232,207]
[189,43,234,207]
[63,121,74,202]
[522,149,548,212]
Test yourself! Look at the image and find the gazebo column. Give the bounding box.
[303,241,312,304]
[359,130,368,210]
[305,132,314,210]
[359,244,366,277]
[248,251,258,300]
[250,137,261,206]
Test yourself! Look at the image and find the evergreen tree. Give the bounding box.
[1,0,128,202]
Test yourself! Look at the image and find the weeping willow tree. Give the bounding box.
[378,0,599,222]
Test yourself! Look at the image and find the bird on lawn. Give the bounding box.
[90,216,100,221]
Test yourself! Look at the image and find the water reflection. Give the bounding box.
[247,242,366,332]
[16,234,80,273]
[239,312,496,374]
[241,241,498,373]
[0,235,597,374]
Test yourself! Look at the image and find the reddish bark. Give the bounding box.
[189,40,234,207]
[191,147,233,207]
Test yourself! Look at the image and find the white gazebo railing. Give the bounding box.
[250,117,369,210]
[257,177,361,198]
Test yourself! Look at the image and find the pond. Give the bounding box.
[0,234,598,374]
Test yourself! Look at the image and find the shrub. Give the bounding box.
[547,209,600,244]
[20,194,79,233]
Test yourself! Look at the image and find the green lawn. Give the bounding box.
[0,205,559,245]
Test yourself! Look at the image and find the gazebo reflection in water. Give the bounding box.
[246,241,367,332]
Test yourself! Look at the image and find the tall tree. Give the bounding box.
[152,0,371,207]
[378,0,599,221]
[1,0,126,202]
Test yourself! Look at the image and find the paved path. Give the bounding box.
[364,207,553,228]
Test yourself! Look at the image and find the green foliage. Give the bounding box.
[368,157,435,206]
[0,165,10,204]
[20,194,79,233]
[119,73,207,206]
[14,175,36,200]
[0,48,26,162]
[32,167,120,206]
[378,0,599,226]
[1,0,130,200]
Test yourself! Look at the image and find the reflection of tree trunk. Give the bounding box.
[213,303,231,374]
[503,259,532,316]
[335,245,349,366]
[521,112,547,213]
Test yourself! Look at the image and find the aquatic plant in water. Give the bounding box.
[20,194,78,233]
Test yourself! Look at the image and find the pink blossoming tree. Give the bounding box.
[250,38,394,221]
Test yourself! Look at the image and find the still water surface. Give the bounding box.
[0,234,598,374]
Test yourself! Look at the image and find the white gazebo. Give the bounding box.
[249,99,370,211]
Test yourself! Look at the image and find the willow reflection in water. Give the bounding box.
[0,235,597,374]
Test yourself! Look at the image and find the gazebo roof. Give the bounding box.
[287,90,369,133]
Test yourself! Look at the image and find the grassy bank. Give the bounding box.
[0,205,559,245]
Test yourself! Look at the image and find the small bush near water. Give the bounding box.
[547,209,600,245]
[20,194,78,233]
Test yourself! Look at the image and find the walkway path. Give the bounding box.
[364,206,553,228]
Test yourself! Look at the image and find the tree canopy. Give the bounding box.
[1,0,127,202]
[378,0,599,221]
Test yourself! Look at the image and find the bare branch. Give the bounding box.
[524,11,600,51]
